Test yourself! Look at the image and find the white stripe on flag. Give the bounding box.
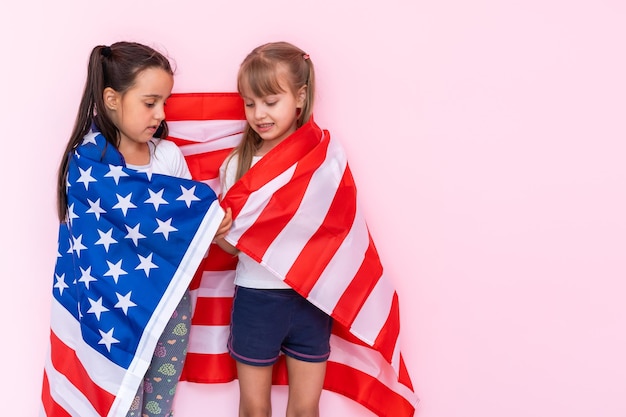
[261,152,346,280]
[49,300,127,392]
[197,270,236,295]
[351,274,396,346]
[189,271,235,315]
[187,325,231,354]
[200,178,221,195]
[44,355,100,417]
[308,202,369,311]
[168,120,246,145]
[329,334,416,402]
[226,165,297,247]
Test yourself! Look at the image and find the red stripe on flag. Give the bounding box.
[41,370,72,417]
[49,330,115,416]
[191,297,233,326]
[188,263,206,292]
[165,93,245,121]
[285,167,357,296]
[189,245,237,290]
[236,132,328,260]
[331,322,371,348]
[332,238,383,323]
[183,148,234,181]
[182,350,415,417]
[325,362,415,417]
[225,120,323,219]
[180,352,237,383]
[373,292,401,362]
[398,354,415,391]
[202,244,239,271]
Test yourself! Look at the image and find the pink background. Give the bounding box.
[2,0,625,416]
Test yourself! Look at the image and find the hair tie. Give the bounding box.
[101,46,112,58]
[303,53,310,60]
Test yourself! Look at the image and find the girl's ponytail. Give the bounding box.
[56,45,107,222]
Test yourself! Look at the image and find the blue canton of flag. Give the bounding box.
[43,127,223,417]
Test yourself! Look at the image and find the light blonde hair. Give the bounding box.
[231,41,315,181]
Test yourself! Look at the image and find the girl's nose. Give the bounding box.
[254,105,266,119]
[154,105,165,121]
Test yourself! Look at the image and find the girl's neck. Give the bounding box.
[256,138,284,156]
[119,140,151,165]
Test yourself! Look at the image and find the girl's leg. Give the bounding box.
[126,292,191,417]
[236,361,274,417]
[285,357,327,417]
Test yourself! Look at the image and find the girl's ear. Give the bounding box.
[103,87,120,111]
[296,85,307,108]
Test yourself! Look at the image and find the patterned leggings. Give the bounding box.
[126,291,191,417]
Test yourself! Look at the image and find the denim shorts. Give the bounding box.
[228,286,333,366]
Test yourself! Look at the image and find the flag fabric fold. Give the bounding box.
[167,93,418,417]
[41,127,224,417]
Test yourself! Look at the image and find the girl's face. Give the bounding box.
[240,72,306,155]
[105,67,174,149]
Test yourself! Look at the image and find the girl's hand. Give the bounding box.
[215,207,232,240]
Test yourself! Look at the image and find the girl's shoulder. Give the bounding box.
[220,149,240,170]
[149,138,191,178]
[150,138,180,154]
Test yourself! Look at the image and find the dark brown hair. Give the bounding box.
[56,41,173,221]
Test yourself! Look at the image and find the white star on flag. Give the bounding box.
[104,164,129,184]
[67,203,79,224]
[78,266,98,289]
[82,129,99,146]
[87,297,109,320]
[104,259,127,283]
[71,234,88,258]
[177,185,200,207]
[154,218,177,240]
[54,273,69,295]
[95,228,117,252]
[145,188,168,211]
[113,193,137,216]
[98,328,120,352]
[125,223,146,246]
[133,167,153,180]
[114,291,137,315]
[76,167,97,190]
[135,253,158,277]
[86,198,106,220]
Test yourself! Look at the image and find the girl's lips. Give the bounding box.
[256,123,274,133]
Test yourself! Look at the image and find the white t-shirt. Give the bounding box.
[220,152,290,289]
[126,139,192,179]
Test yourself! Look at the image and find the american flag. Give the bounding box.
[167,93,418,417]
[41,127,224,416]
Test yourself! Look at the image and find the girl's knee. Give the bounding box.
[286,403,320,417]
[239,404,272,417]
